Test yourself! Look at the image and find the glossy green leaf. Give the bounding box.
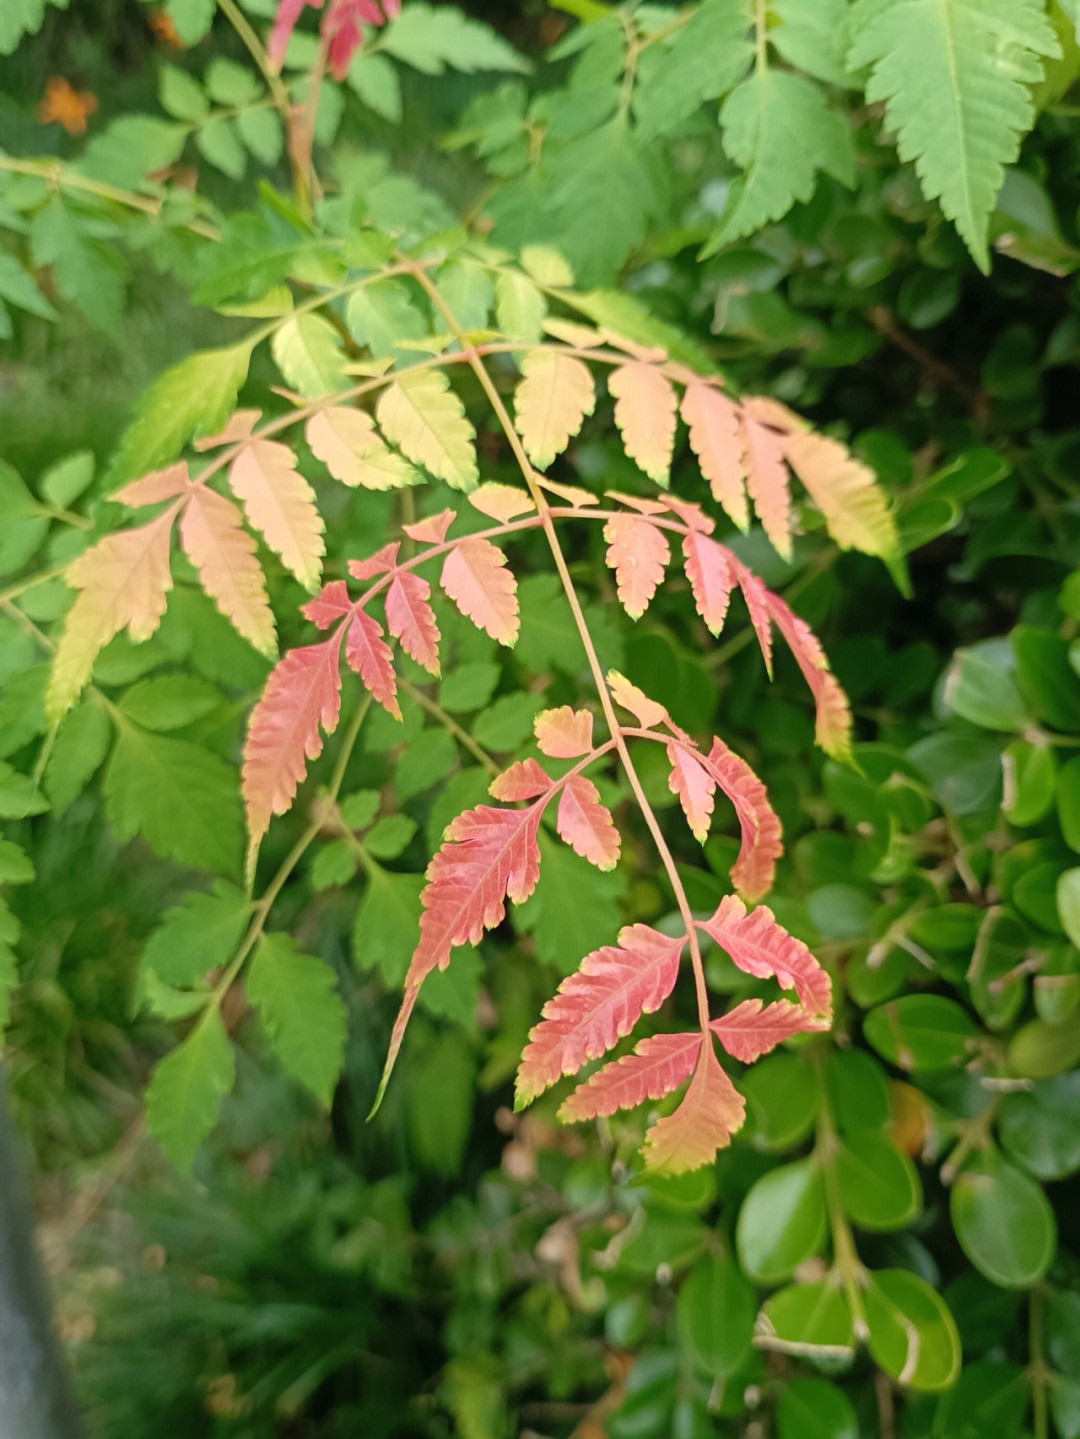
[951,1148,1056,1287]
[1002,739,1056,825]
[863,995,978,1071]
[1058,869,1080,948]
[758,1280,855,1358]
[1008,1014,1080,1077]
[676,1251,755,1379]
[1014,626,1080,731]
[942,644,1028,730]
[740,1051,820,1151]
[826,1049,891,1132]
[835,1129,922,1230]
[997,1072,1080,1179]
[863,1269,961,1391]
[932,1359,1027,1439]
[776,1377,858,1439]
[736,1158,827,1284]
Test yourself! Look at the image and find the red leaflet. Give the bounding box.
[344,609,400,718]
[729,556,774,676]
[228,436,324,591]
[641,1038,745,1173]
[739,407,792,561]
[534,706,595,758]
[489,758,553,802]
[765,591,853,758]
[557,774,619,870]
[384,570,440,675]
[666,742,716,843]
[603,513,670,620]
[301,579,353,629]
[440,536,519,645]
[242,637,342,844]
[701,738,782,900]
[608,362,678,483]
[682,531,734,637]
[680,380,749,531]
[559,1031,701,1122]
[710,998,829,1063]
[114,463,190,508]
[348,542,400,581]
[700,895,831,1016]
[404,803,544,992]
[402,509,455,545]
[607,671,668,730]
[179,487,276,656]
[517,924,684,1105]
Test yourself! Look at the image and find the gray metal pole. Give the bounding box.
[0,1069,84,1439]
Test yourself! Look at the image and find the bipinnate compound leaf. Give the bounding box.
[246,933,346,1104]
[667,742,716,843]
[603,513,670,619]
[49,506,179,719]
[534,706,594,758]
[440,537,519,644]
[681,381,749,530]
[140,881,250,989]
[242,638,343,845]
[385,571,441,675]
[848,0,1060,272]
[376,370,478,489]
[556,775,620,870]
[560,1030,702,1122]
[146,1008,234,1171]
[702,896,830,1015]
[517,924,684,1105]
[344,609,400,718]
[700,740,783,899]
[608,362,678,484]
[227,436,324,591]
[711,998,828,1063]
[765,591,853,758]
[641,1038,746,1174]
[179,487,277,656]
[514,351,596,469]
[682,531,735,637]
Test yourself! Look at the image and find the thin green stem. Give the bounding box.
[1030,1287,1050,1439]
[939,1092,1003,1185]
[0,155,221,239]
[816,1074,869,1340]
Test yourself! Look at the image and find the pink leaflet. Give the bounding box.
[348,542,400,582]
[682,531,734,637]
[680,380,748,531]
[666,742,716,843]
[556,774,619,870]
[700,895,831,1016]
[603,512,670,620]
[765,590,853,758]
[489,758,553,802]
[384,569,440,675]
[301,579,353,629]
[700,738,782,900]
[440,536,519,645]
[344,608,400,719]
[728,556,774,676]
[402,509,455,545]
[534,706,595,759]
[641,1038,746,1173]
[710,998,829,1063]
[739,409,792,561]
[559,1031,701,1122]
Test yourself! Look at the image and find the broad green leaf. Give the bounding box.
[473,693,546,753]
[849,0,1060,271]
[676,1251,755,1378]
[769,0,851,85]
[117,674,223,731]
[309,840,357,890]
[740,1051,820,1151]
[0,666,47,758]
[438,661,500,714]
[1008,1015,1080,1078]
[758,1280,855,1356]
[863,1269,961,1391]
[344,278,430,360]
[346,51,402,122]
[951,1148,1056,1287]
[159,63,209,121]
[236,107,283,166]
[933,1360,1029,1439]
[204,57,260,106]
[1058,869,1080,949]
[1058,756,1080,851]
[1015,626,1080,730]
[512,834,626,972]
[271,312,348,396]
[246,932,346,1103]
[352,869,424,986]
[41,452,94,508]
[776,1378,858,1439]
[140,880,250,988]
[363,813,416,861]
[863,994,978,1071]
[826,1049,890,1131]
[706,69,854,252]
[108,341,253,485]
[835,1129,922,1230]
[434,259,494,334]
[494,269,545,347]
[395,728,456,801]
[736,1158,827,1283]
[104,728,242,877]
[43,702,112,811]
[0,841,33,885]
[77,116,187,191]
[943,643,1029,730]
[164,0,214,44]
[1002,739,1056,825]
[379,3,531,74]
[418,946,482,1027]
[997,1072,1080,1179]
[146,1009,235,1170]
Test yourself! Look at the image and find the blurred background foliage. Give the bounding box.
[3,1,1080,1436]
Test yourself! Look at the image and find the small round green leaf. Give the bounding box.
[776,1377,857,1439]
[826,1049,890,1131]
[740,1051,820,1151]
[676,1252,755,1378]
[863,1269,961,1391]
[835,1129,922,1231]
[1002,740,1056,826]
[998,1072,1080,1179]
[736,1158,827,1284]
[863,995,978,1071]
[950,1148,1056,1288]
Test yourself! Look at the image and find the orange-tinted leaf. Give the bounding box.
[681,380,748,530]
[179,487,276,655]
[537,476,600,508]
[711,998,828,1063]
[467,482,535,521]
[557,774,619,870]
[385,570,440,675]
[534,706,594,758]
[700,895,831,1016]
[440,537,519,645]
[667,742,716,843]
[242,637,342,844]
[606,671,668,730]
[402,509,455,545]
[193,409,259,450]
[228,437,324,591]
[740,409,791,560]
[305,406,382,487]
[701,738,782,900]
[682,531,734,637]
[344,609,399,718]
[605,490,666,516]
[348,542,400,581]
[49,506,179,719]
[660,493,713,533]
[114,463,190,508]
[376,371,477,491]
[301,579,353,629]
[608,362,678,484]
[603,513,670,620]
[730,556,774,676]
[514,351,596,470]
[641,1038,745,1173]
[766,590,853,758]
[489,758,553,802]
[517,925,684,1105]
[559,1031,701,1122]
[780,426,900,567]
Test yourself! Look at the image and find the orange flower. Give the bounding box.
[147,9,186,47]
[36,77,97,136]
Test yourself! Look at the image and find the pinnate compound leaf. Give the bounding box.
[604,513,670,619]
[514,351,596,469]
[376,370,478,490]
[681,381,749,530]
[242,638,342,844]
[344,609,400,718]
[848,0,1059,272]
[489,758,553,802]
[559,1031,702,1122]
[682,531,735,636]
[535,706,595,758]
[642,1039,746,1173]
[607,362,678,484]
[179,488,276,656]
[701,895,831,1016]
[765,591,853,758]
[114,463,190,508]
[667,742,716,843]
[228,437,324,592]
[556,775,619,870]
[146,1009,234,1171]
[246,932,346,1104]
[606,670,668,730]
[385,571,441,674]
[701,738,783,899]
[711,998,829,1063]
[49,507,178,720]
[518,924,684,1105]
[441,537,519,645]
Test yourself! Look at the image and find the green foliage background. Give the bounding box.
[3,1,1080,1436]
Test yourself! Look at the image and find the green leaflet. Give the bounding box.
[246,933,346,1104]
[0,939,16,1035]
[379,2,532,75]
[27,196,128,336]
[43,702,112,812]
[352,869,424,986]
[164,0,215,45]
[0,0,70,54]
[271,312,349,396]
[849,0,1060,271]
[145,1008,235,1170]
[512,835,626,972]
[632,0,753,143]
[140,880,250,989]
[0,462,49,576]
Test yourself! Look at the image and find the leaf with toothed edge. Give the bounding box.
[700,895,831,1016]
[556,774,619,870]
